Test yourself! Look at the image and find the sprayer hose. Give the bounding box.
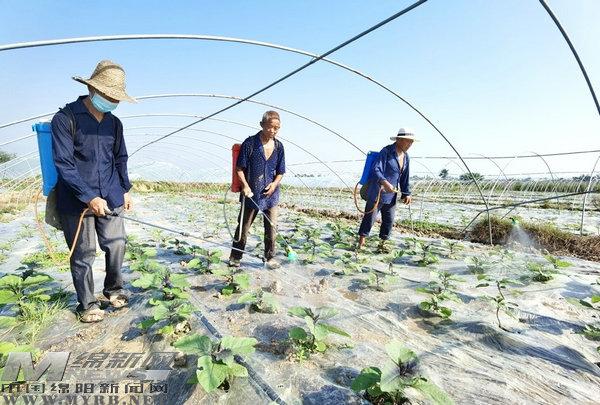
[353,181,382,215]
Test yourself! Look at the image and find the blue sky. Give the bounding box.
[1,0,599,181]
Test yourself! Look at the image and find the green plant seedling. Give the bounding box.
[139,299,194,338]
[327,221,355,250]
[149,229,170,247]
[237,289,279,313]
[0,271,68,343]
[414,242,440,267]
[0,272,54,311]
[131,268,190,301]
[300,228,333,264]
[566,289,600,343]
[579,324,600,341]
[465,255,496,275]
[333,253,362,276]
[476,275,522,331]
[125,237,158,262]
[525,261,557,283]
[287,306,350,360]
[542,254,571,270]
[366,270,398,292]
[351,340,453,405]
[174,334,257,393]
[184,248,223,273]
[383,249,410,275]
[416,270,462,319]
[212,268,250,296]
[404,237,419,250]
[443,241,464,260]
[166,238,192,255]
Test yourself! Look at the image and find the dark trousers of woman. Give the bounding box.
[230,203,278,260]
[358,199,397,240]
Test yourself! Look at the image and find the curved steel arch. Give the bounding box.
[123,125,314,190]
[0,32,495,240]
[538,0,600,118]
[467,153,509,206]
[0,110,304,147]
[130,95,356,189]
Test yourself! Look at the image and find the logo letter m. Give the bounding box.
[1,352,69,381]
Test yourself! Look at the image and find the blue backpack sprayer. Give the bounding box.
[353,151,384,214]
[353,150,412,226]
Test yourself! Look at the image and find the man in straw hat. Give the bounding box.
[51,60,136,322]
[357,128,415,252]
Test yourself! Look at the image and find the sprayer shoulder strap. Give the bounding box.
[59,105,77,140]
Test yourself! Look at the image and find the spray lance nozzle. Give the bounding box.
[285,244,298,262]
[509,217,519,226]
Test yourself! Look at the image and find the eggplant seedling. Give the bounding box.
[301,228,332,264]
[465,255,496,275]
[443,241,464,260]
[237,289,279,313]
[0,271,54,311]
[566,285,600,343]
[476,275,521,331]
[212,268,250,296]
[125,235,157,257]
[366,270,398,292]
[131,267,190,301]
[416,270,462,319]
[183,248,223,273]
[174,334,257,393]
[351,340,453,405]
[139,298,194,338]
[525,261,557,283]
[542,253,571,270]
[287,306,350,360]
[333,253,362,276]
[149,229,170,247]
[327,220,355,250]
[383,249,409,275]
[414,241,440,267]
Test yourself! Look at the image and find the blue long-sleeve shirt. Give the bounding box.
[50,96,132,214]
[237,132,286,211]
[366,144,411,204]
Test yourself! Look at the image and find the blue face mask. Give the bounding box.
[91,92,118,113]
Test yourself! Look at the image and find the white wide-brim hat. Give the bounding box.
[390,127,418,141]
[73,60,137,103]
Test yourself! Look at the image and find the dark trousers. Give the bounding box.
[358,199,397,240]
[60,206,126,311]
[230,203,278,261]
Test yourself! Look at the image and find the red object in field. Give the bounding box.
[231,144,242,192]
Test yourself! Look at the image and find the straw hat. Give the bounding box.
[73,60,136,102]
[390,127,418,141]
